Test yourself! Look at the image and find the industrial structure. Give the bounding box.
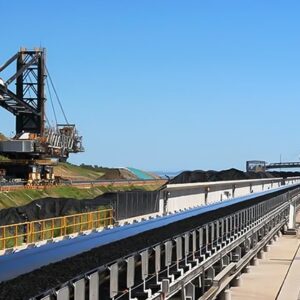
[1,49,300,300]
[0,177,300,299]
[246,160,300,172]
[0,48,83,183]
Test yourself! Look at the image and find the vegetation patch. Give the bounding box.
[54,162,105,181]
[0,184,162,210]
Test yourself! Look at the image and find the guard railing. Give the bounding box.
[0,208,114,251]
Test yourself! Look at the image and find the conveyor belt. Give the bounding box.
[0,185,298,300]
[0,185,289,283]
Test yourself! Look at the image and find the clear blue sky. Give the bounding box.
[1,1,300,171]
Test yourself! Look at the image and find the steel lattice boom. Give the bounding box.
[0,48,84,182]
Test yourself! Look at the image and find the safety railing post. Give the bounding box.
[63,217,66,236]
[31,222,34,243]
[2,227,5,250]
[15,224,17,247]
[42,221,45,241]
[31,222,35,243]
[89,212,92,230]
[28,222,31,244]
[73,216,76,234]
[80,215,82,232]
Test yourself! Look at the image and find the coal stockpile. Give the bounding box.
[170,168,300,184]
[0,190,160,226]
[0,185,297,300]
[0,195,114,226]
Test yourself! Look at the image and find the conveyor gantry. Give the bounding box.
[1,184,300,300]
[247,160,300,172]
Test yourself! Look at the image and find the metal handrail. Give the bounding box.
[0,208,114,251]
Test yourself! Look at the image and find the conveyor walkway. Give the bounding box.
[276,241,300,300]
[231,235,300,300]
[276,211,300,300]
[231,211,300,300]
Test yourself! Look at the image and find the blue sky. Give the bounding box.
[0,1,300,171]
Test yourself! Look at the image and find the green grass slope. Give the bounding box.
[0,183,162,210]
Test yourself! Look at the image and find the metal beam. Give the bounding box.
[0,84,39,115]
[6,54,39,85]
[0,53,18,72]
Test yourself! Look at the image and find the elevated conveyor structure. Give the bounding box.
[0,184,299,299]
[247,160,300,172]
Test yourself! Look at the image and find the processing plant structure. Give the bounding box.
[0,48,83,184]
[246,160,300,173]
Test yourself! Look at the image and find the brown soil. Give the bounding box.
[0,133,7,141]
[99,168,137,180]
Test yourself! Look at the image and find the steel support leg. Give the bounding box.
[181,282,195,300]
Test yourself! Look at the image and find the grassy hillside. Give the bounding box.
[0,183,162,209]
[54,163,105,181]
[54,163,142,181]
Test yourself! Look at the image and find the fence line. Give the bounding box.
[0,179,167,192]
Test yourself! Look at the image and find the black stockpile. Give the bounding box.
[0,185,297,300]
[3,168,298,225]
[0,194,116,226]
[169,168,300,184]
[0,190,160,226]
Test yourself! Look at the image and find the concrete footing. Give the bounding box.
[232,276,242,287]
[264,245,270,253]
[278,231,282,238]
[250,257,259,266]
[242,265,251,273]
[220,289,231,300]
[258,250,265,260]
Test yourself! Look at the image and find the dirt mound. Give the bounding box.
[0,133,7,141]
[170,168,300,184]
[75,165,139,180]
[54,164,141,181]
[54,163,105,181]
[99,168,137,180]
